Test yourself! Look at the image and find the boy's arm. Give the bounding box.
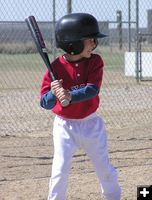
[70,84,99,103]
[40,73,71,109]
[40,83,98,108]
[40,91,56,110]
[40,70,57,109]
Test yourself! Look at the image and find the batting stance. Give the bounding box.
[40,13,121,200]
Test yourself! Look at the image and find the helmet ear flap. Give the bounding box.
[60,41,84,55]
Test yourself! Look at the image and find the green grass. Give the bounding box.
[101,51,124,70]
[0,50,125,72]
[95,47,125,71]
[0,53,54,72]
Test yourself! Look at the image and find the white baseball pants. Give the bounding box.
[48,113,121,200]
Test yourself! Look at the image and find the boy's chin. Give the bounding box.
[83,53,92,58]
[85,54,91,58]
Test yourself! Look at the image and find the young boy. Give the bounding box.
[40,13,121,200]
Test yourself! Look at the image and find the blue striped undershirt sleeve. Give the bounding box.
[70,84,99,103]
[40,91,56,110]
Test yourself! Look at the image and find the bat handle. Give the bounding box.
[61,99,70,107]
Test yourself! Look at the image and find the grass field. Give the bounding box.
[0,54,43,72]
[0,48,125,73]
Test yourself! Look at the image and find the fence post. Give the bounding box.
[135,0,140,82]
[117,10,122,50]
[147,9,152,43]
[67,0,72,14]
[52,0,56,59]
[128,0,131,51]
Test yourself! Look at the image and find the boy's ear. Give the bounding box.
[92,39,98,51]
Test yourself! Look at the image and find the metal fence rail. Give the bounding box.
[0,0,152,136]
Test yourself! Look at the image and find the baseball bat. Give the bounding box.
[25,16,70,107]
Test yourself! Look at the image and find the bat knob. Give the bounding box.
[61,99,70,107]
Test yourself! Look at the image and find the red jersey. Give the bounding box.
[40,53,104,119]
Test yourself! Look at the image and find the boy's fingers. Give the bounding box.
[56,89,72,102]
[51,80,63,93]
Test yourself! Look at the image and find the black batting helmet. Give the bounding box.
[55,13,107,55]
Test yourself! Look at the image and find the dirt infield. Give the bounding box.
[0,71,152,200]
[0,125,151,200]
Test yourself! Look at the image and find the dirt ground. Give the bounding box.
[0,71,152,200]
[0,125,152,200]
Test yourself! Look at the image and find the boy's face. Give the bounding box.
[79,38,97,58]
[65,38,97,62]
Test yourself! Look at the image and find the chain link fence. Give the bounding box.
[0,0,152,136]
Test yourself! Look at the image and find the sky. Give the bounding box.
[0,0,152,27]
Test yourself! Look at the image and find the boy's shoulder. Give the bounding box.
[51,55,61,64]
[91,53,102,60]
[51,54,68,66]
[90,53,104,65]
